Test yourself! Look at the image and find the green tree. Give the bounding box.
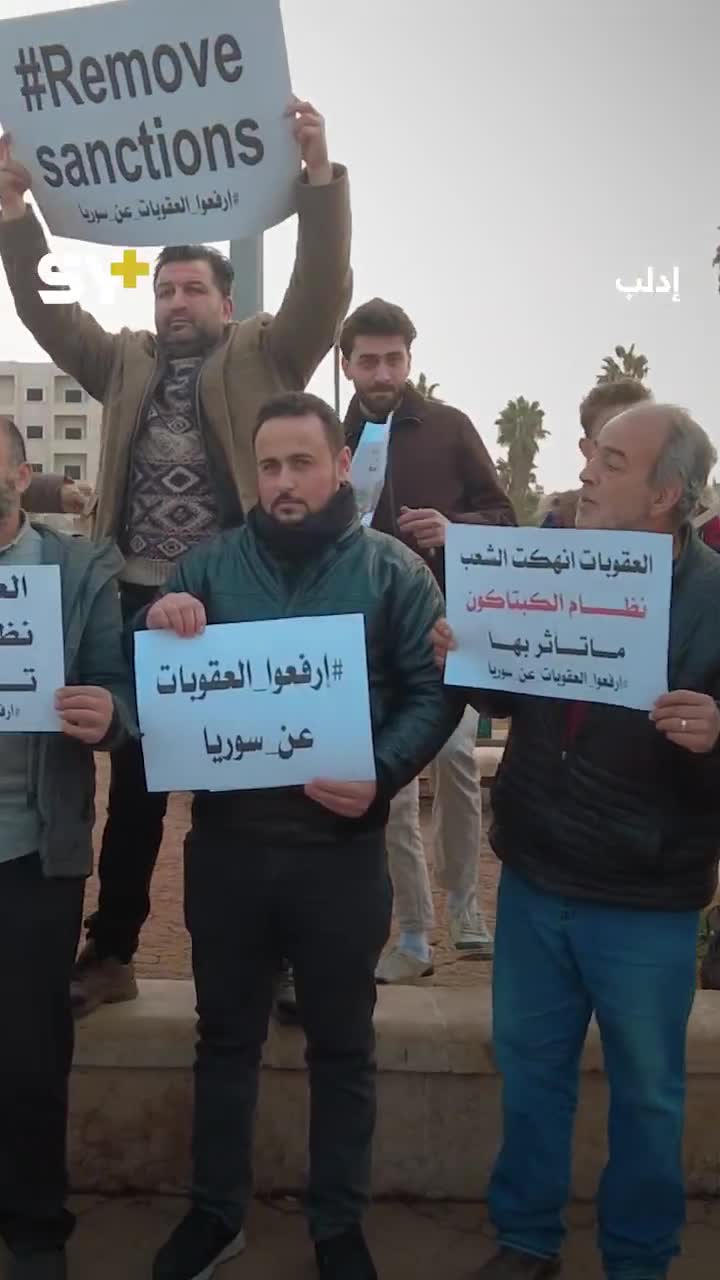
[596,343,649,384]
[495,396,549,524]
[410,372,443,401]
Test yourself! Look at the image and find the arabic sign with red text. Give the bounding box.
[0,0,298,245]
[0,565,65,732]
[444,526,672,711]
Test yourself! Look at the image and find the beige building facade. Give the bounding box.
[0,360,102,487]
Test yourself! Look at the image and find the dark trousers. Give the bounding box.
[0,855,84,1254]
[86,583,167,963]
[185,829,392,1242]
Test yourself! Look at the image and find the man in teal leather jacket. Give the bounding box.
[136,390,460,1280]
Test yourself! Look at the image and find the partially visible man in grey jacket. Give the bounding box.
[0,415,135,1280]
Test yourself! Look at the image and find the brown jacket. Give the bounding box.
[3,166,352,542]
[345,385,516,588]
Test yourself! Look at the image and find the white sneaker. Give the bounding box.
[449,907,494,958]
[375,945,434,984]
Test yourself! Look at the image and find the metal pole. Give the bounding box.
[333,344,341,416]
[229,236,264,321]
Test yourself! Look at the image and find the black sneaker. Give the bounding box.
[153,1208,246,1280]
[315,1226,378,1279]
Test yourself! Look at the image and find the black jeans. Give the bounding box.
[185,829,392,1242]
[0,854,84,1254]
[86,582,167,963]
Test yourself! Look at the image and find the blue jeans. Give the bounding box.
[490,867,698,1279]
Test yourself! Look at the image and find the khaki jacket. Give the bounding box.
[2,166,352,540]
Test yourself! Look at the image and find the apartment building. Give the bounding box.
[0,361,102,486]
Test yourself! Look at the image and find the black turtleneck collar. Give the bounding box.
[248,483,358,563]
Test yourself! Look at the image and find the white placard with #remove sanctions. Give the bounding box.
[0,0,299,245]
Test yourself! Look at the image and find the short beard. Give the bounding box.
[360,389,404,421]
[270,498,310,524]
[157,324,223,359]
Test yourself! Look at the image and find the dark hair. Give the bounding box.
[253,392,346,454]
[153,245,234,297]
[0,416,26,466]
[579,379,652,437]
[339,298,417,359]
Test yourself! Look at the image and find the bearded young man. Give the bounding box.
[136,391,459,1280]
[341,298,514,984]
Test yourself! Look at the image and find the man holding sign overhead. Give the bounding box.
[0,417,135,1280]
[434,404,720,1280]
[0,75,352,1017]
[134,391,459,1280]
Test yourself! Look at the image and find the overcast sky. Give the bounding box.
[1,0,719,490]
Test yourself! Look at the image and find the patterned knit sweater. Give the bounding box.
[121,357,220,587]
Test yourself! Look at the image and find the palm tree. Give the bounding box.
[596,344,649,384]
[495,397,548,524]
[495,457,511,492]
[411,372,443,401]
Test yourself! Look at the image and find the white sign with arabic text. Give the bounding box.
[0,0,298,245]
[444,526,672,711]
[135,613,376,792]
[0,565,65,731]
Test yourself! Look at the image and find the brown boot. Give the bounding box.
[475,1249,562,1278]
[71,940,138,1019]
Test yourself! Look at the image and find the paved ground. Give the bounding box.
[84,757,717,986]
[83,759,500,988]
[5,1197,716,1278]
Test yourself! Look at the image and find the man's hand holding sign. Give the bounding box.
[650,690,720,753]
[288,97,332,186]
[431,616,720,755]
[144,596,377,815]
[0,132,29,221]
[55,685,114,744]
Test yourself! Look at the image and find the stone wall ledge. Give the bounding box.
[75,980,720,1076]
[69,981,720,1199]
